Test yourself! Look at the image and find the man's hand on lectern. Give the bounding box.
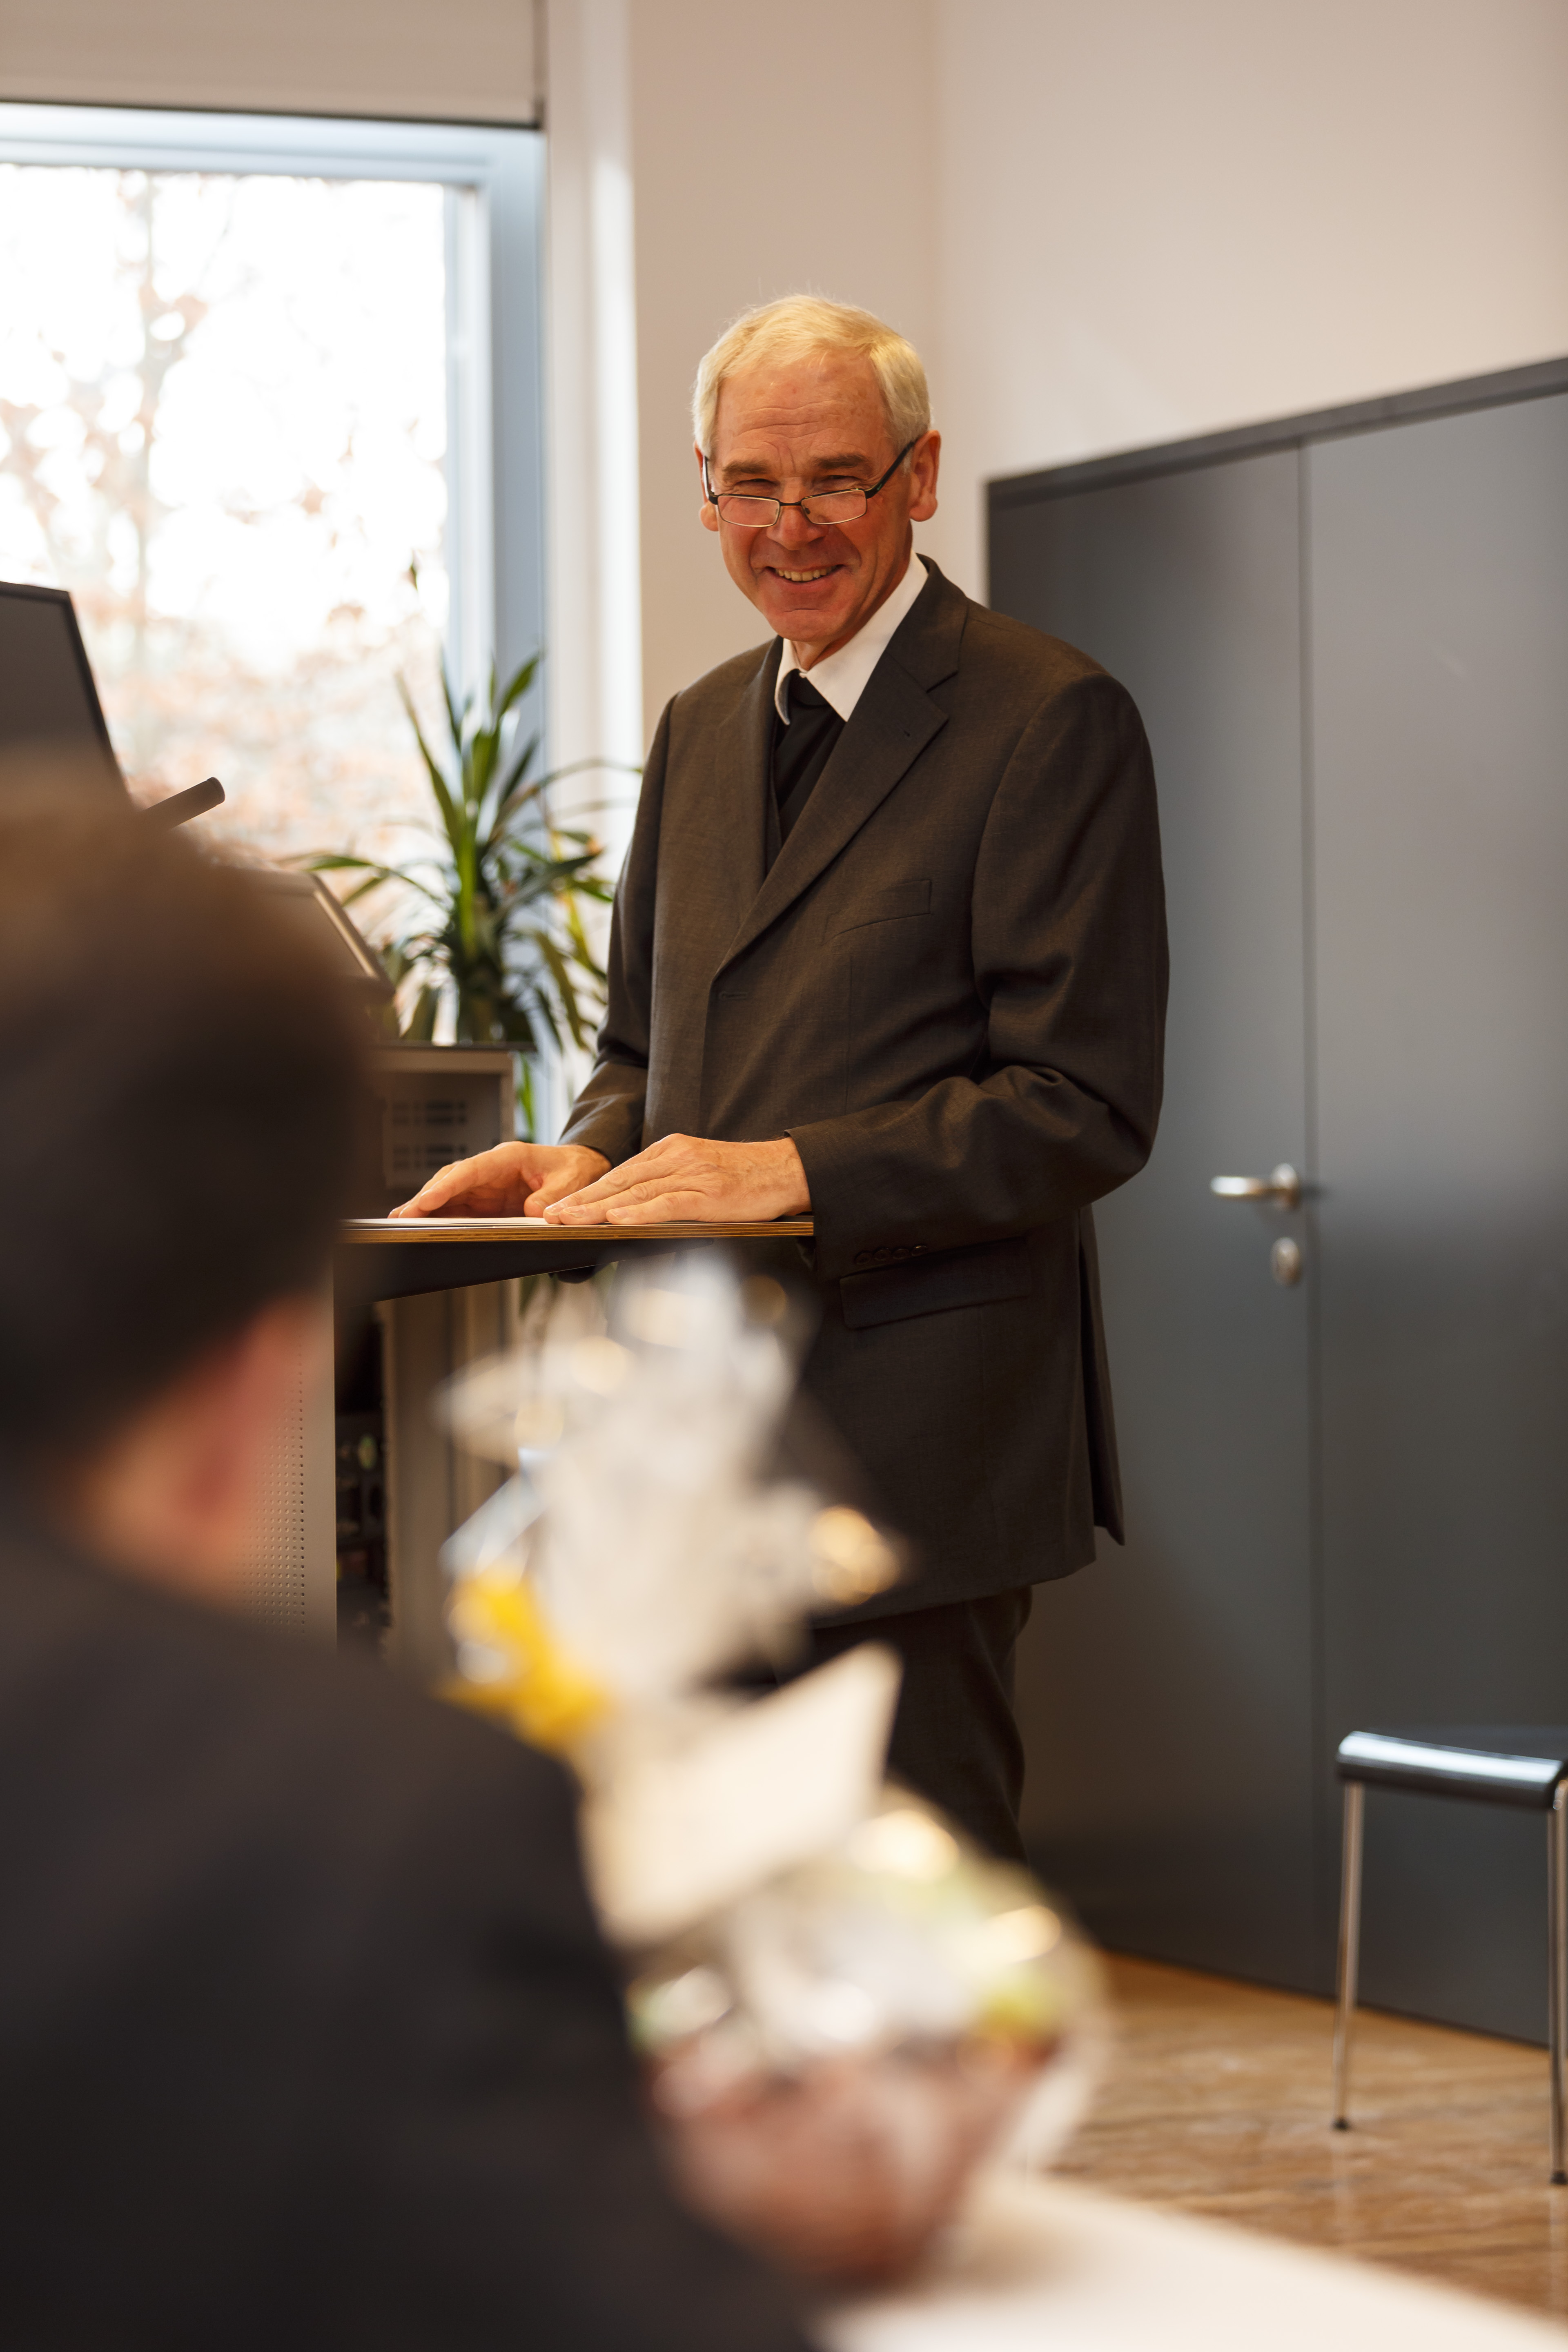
[388,1141,610,1220]
[543,1134,810,1227]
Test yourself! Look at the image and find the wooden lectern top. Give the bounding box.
[340,1216,814,1244]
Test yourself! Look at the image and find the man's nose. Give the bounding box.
[772,501,823,548]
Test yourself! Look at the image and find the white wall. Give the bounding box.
[544,0,642,791]
[625,0,946,740]
[618,0,1568,731]
[931,0,1568,594]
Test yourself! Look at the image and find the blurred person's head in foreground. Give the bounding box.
[0,780,362,1598]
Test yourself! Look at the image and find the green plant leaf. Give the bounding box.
[403,982,442,1042]
[496,999,541,1053]
[529,926,595,1050]
[305,852,450,913]
[562,891,608,980]
[397,674,462,842]
[440,664,465,757]
[486,734,544,838]
[317,644,612,1085]
[494,651,541,719]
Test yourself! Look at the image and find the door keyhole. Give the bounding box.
[1272,1238,1303,1287]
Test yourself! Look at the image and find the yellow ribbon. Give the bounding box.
[441,1569,608,1755]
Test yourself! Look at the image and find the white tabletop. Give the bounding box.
[822,2172,1568,2351]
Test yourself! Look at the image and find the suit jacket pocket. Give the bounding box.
[839,1233,1032,1330]
[830,878,932,935]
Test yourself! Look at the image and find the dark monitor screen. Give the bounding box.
[0,581,126,797]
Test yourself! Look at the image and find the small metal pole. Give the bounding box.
[1550,1783,1567,2184]
[1332,1779,1365,2129]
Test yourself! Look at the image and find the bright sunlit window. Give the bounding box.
[0,107,543,872]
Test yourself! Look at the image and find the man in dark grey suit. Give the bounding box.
[0,796,809,2350]
[397,297,1168,1861]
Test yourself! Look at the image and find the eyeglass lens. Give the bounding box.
[716,487,869,527]
[706,437,918,529]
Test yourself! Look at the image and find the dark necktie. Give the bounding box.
[771,669,844,854]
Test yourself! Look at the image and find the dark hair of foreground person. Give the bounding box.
[0,788,358,1463]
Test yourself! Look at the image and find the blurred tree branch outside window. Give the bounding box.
[0,161,450,882]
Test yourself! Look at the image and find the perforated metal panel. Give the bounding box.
[237,1312,336,1640]
[238,1383,307,1633]
[341,1051,516,1662]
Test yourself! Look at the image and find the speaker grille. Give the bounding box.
[238,1374,307,1635]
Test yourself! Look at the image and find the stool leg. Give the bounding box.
[1332,1780,1364,2130]
[1550,1784,1567,2185]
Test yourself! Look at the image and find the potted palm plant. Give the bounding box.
[309,653,626,1136]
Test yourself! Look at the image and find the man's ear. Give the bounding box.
[696,443,719,532]
[908,429,941,526]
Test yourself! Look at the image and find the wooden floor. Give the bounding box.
[1057,1955,1568,2321]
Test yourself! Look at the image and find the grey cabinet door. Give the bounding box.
[1310,394,1568,2038]
[992,452,1325,1987]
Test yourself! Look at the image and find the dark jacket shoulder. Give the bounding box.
[943,590,1113,699]
[663,629,777,734]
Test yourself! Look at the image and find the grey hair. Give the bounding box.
[692,295,931,459]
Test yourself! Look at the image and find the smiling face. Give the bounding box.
[697,347,940,667]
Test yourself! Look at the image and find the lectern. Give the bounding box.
[245,1186,813,1678]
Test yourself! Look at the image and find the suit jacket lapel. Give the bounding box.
[719,563,968,971]
[705,637,779,938]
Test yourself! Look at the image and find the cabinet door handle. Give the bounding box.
[1210,1163,1302,1209]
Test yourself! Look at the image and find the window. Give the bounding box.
[0,105,543,871]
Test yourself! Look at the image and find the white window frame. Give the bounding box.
[0,100,545,719]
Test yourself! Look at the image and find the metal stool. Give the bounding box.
[1333,1727,1568,2180]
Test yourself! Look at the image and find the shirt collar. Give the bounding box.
[774,552,930,723]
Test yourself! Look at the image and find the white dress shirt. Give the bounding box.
[773,551,931,723]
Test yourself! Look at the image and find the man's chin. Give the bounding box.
[753,581,857,648]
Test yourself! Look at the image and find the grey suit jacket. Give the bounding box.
[563,561,1168,1611]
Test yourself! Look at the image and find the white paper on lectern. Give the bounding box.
[582,1644,901,1947]
[342,1215,557,1229]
